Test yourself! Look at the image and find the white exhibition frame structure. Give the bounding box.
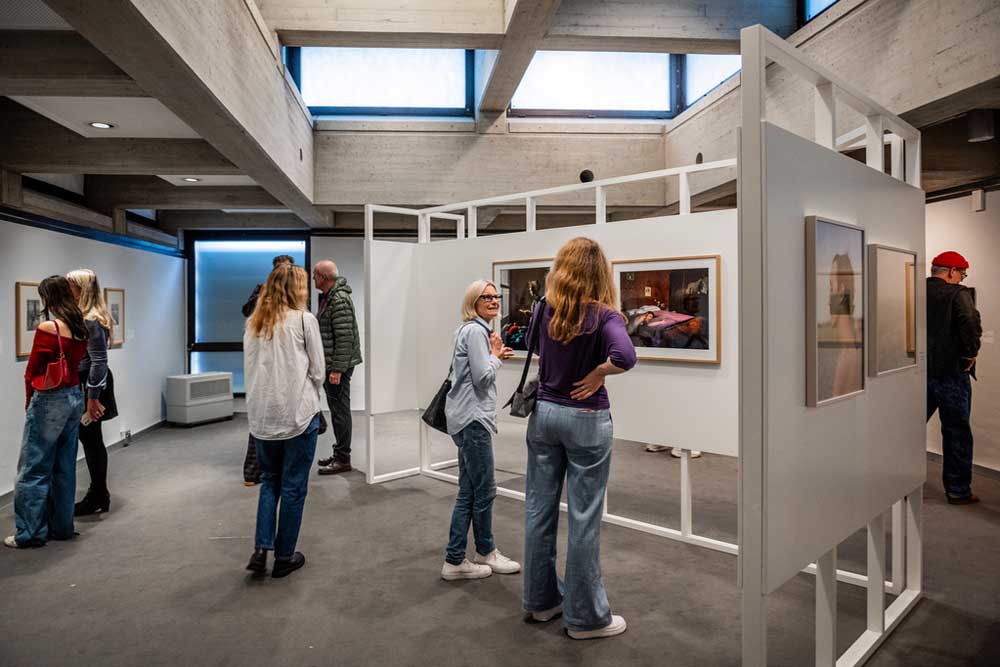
[359,25,925,667]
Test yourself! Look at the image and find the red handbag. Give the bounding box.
[31,321,70,391]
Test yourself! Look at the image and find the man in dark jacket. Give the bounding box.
[926,250,982,505]
[313,260,363,475]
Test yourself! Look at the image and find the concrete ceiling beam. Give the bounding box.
[84,175,284,214]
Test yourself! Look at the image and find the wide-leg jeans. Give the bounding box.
[254,415,320,559]
[523,400,614,632]
[445,421,497,565]
[927,373,975,499]
[15,386,84,545]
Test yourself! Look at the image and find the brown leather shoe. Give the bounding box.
[947,494,980,505]
[317,454,336,467]
[318,460,352,475]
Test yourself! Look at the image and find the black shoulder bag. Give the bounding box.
[504,297,546,418]
[422,321,479,434]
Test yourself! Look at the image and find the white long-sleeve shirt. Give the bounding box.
[245,310,325,441]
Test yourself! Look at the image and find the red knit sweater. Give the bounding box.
[24,329,88,408]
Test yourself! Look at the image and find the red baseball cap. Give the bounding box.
[932,251,969,269]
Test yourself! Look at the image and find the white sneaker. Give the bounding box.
[441,559,493,580]
[473,549,521,574]
[3,535,18,549]
[645,444,670,452]
[530,605,562,622]
[567,615,628,640]
[669,448,702,458]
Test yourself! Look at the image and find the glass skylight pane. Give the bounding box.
[806,0,840,20]
[299,47,466,109]
[685,54,741,105]
[511,51,671,112]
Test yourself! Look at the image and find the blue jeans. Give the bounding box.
[15,386,84,545]
[446,421,497,565]
[254,416,319,559]
[523,401,614,631]
[927,374,974,498]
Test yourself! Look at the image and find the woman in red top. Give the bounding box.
[5,276,89,549]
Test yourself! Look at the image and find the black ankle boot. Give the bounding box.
[246,548,268,573]
[74,490,111,517]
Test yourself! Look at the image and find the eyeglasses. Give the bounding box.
[952,268,968,279]
[478,294,502,302]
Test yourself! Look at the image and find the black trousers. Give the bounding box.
[323,366,354,462]
[79,420,109,495]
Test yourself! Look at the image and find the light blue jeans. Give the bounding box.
[15,386,84,545]
[523,400,614,631]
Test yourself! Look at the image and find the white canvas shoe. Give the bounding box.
[473,549,521,574]
[530,605,562,622]
[645,444,671,452]
[567,615,628,640]
[669,447,702,458]
[3,535,18,549]
[441,559,493,581]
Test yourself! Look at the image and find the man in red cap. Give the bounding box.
[927,250,982,505]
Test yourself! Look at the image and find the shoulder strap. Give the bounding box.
[52,321,65,358]
[515,297,546,392]
[448,321,479,376]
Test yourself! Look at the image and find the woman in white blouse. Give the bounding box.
[243,264,325,578]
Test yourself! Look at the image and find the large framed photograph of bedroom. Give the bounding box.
[492,258,552,356]
[612,255,721,364]
[805,216,865,407]
[868,244,918,377]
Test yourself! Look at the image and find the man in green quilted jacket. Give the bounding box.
[312,260,363,475]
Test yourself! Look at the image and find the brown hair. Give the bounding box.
[546,237,620,343]
[38,275,88,341]
[247,264,309,340]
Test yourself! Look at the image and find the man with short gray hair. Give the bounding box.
[312,260,362,475]
[926,251,982,505]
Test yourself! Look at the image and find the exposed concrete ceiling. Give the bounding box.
[0,0,70,31]
[9,95,200,138]
[156,175,259,188]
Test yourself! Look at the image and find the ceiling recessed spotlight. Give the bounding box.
[89,121,115,129]
[182,177,201,183]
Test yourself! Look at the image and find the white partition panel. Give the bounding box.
[760,122,926,592]
[366,239,421,481]
[415,211,739,456]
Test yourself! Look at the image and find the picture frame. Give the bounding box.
[868,244,918,377]
[104,287,126,346]
[612,255,721,364]
[805,216,865,407]
[15,281,42,357]
[492,258,552,357]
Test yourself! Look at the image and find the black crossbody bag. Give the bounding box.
[504,297,546,418]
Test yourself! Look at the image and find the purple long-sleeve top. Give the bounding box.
[529,302,637,410]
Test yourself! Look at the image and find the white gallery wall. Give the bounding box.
[0,221,186,498]
[408,211,740,457]
[926,190,1000,471]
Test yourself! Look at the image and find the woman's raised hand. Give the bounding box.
[489,331,504,358]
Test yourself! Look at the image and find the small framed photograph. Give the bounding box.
[612,255,721,363]
[868,244,918,376]
[806,216,865,407]
[104,288,126,346]
[492,258,552,356]
[16,281,42,357]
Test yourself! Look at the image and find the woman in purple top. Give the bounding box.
[522,237,636,639]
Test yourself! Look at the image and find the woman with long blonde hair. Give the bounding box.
[66,269,118,516]
[244,264,324,578]
[521,237,636,639]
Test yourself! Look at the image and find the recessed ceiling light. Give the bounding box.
[182,177,201,183]
[89,121,114,129]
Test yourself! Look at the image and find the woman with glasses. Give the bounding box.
[440,280,519,580]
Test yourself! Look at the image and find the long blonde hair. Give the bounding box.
[546,237,620,343]
[66,268,114,336]
[247,264,309,340]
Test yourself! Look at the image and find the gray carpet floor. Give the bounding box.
[1,414,997,666]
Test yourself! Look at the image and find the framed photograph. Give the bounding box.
[15,281,41,357]
[104,287,126,346]
[868,244,918,377]
[806,216,865,407]
[612,255,721,363]
[493,259,552,355]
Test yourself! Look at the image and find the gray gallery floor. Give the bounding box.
[1,414,998,666]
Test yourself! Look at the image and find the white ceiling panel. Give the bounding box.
[9,96,200,139]
[0,0,72,30]
[157,175,258,187]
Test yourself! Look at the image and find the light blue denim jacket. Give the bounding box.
[444,318,502,436]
